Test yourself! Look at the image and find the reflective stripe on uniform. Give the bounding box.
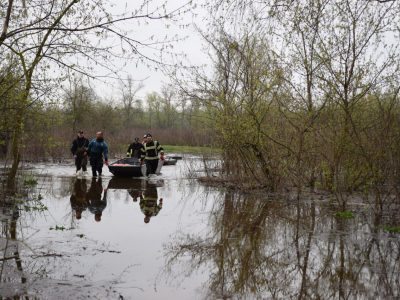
[142,141,161,160]
[145,156,159,160]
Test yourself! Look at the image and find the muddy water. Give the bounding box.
[1,158,400,299]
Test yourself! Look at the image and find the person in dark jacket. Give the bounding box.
[140,133,164,176]
[71,130,89,174]
[70,178,89,220]
[127,137,143,159]
[139,182,163,223]
[87,131,109,177]
[87,177,107,222]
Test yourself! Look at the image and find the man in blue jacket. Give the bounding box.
[88,131,109,177]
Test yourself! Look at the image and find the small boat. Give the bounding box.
[163,157,177,166]
[108,158,143,177]
[169,155,183,160]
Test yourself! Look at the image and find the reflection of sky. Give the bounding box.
[18,159,214,299]
[8,157,400,299]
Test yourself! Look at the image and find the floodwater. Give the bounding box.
[1,158,400,299]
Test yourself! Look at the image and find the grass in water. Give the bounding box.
[335,211,354,219]
[163,145,221,155]
[383,226,400,234]
[23,176,38,186]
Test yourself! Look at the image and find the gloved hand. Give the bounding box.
[105,160,109,166]
[160,154,165,161]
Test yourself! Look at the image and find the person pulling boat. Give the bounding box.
[140,133,164,176]
[88,131,109,177]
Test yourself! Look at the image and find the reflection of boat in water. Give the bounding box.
[107,177,164,204]
[107,177,165,189]
[108,158,143,177]
[107,177,145,189]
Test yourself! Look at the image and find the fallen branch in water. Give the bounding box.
[0,255,18,261]
[30,253,64,259]
[94,249,121,254]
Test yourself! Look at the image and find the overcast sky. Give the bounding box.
[91,0,209,101]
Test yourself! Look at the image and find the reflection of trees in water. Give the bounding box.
[0,193,27,287]
[0,184,127,298]
[165,192,400,299]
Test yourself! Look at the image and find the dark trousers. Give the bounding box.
[75,155,87,171]
[145,159,158,176]
[90,156,103,176]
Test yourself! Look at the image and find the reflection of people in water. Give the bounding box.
[70,178,88,220]
[128,189,141,202]
[87,177,107,222]
[140,183,163,223]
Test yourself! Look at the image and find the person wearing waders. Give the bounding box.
[127,137,144,159]
[87,131,109,177]
[140,133,164,176]
[139,182,163,224]
[71,130,89,175]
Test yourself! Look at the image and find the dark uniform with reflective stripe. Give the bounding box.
[127,141,144,159]
[141,140,163,176]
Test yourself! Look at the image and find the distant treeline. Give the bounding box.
[0,76,214,160]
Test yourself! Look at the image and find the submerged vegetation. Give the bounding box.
[335,211,354,219]
[23,176,38,187]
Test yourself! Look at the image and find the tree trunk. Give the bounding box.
[6,116,23,190]
[6,91,27,190]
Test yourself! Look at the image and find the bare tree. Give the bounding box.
[120,76,144,126]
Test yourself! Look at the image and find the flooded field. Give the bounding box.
[1,158,400,299]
